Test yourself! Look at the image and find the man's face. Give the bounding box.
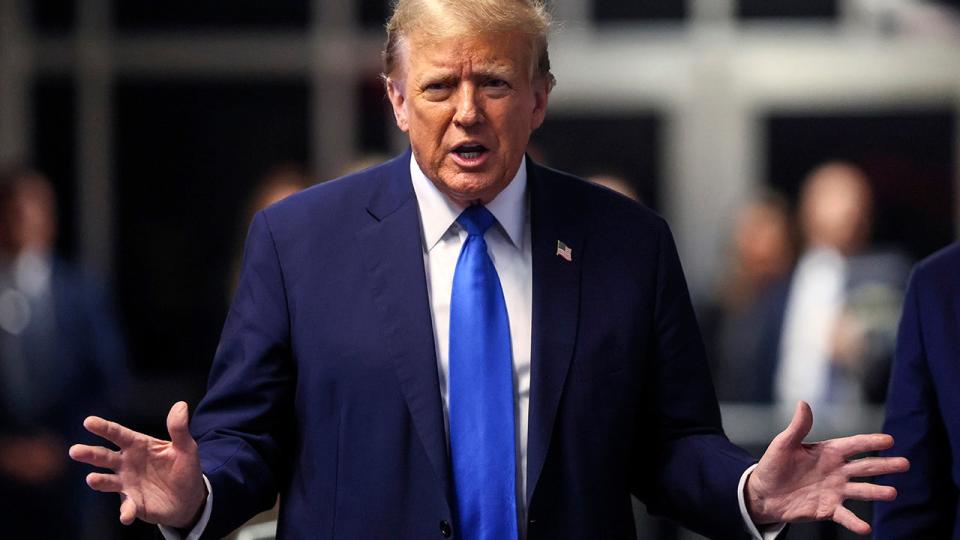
[0,182,56,255]
[386,30,549,206]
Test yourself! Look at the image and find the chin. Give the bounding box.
[436,175,496,202]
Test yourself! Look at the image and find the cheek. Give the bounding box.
[498,112,535,148]
[500,99,539,136]
[412,108,452,141]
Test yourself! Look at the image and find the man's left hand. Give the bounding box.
[745,401,909,535]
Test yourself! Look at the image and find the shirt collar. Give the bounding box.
[1,249,53,298]
[409,153,527,251]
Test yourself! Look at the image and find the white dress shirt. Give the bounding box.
[165,155,780,540]
[775,248,847,410]
[410,154,533,535]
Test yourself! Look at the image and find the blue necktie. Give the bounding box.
[449,205,518,540]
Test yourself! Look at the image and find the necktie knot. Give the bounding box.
[457,205,496,237]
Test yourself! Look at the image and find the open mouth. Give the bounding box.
[452,144,489,160]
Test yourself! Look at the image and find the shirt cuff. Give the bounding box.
[738,463,787,540]
[159,474,213,540]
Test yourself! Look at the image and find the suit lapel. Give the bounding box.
[357,152,452,507]
[525,161,584,506]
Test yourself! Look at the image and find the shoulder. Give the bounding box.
[272,154,404,216]
[529,161,668,237]
[907,242,960,304]
[255,153,409,239]
[915,242,960,278]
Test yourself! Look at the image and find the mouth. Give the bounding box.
[452,143,489,160]
[450,143,491,169]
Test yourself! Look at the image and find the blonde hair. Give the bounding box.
[383,0,555,89]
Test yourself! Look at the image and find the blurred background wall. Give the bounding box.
[0,0,958,538]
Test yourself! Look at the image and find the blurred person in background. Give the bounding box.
[774,162,909,410]
[0,168,128,538]
[874,242,960,538]
[702,192,796,402]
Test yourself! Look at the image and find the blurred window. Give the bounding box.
[114,79,309,374]
[115,1,309,31]
[593,0,687,23]
[764,108,956,259]
[32,77,77,259]
[359,0,392,29]
[933,0,960,9]
[357,77,394,154]
[29,0,74,34]
[738,0,838,20]
[531,113,661,209]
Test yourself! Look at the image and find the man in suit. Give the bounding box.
[0,169,128,537]
[774,162,909,408]
[874,243,960,538]
[712,163,909,405]
[69,1,907,538]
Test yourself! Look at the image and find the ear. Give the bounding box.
[385,77,410,133]
[529,77,550,131]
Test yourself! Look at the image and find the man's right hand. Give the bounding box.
[69,401,207,529]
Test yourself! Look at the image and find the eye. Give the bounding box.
[420,80,454,101]
[482,77,511,97]
[484,78,509,89]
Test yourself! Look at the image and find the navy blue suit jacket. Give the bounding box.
[875,242,960,538]
[191,152,755,539]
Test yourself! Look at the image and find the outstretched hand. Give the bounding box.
[69,401,207,529]
[745,401,909,535]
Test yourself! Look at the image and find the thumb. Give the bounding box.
[166,401,194,450]
[776,400,813,449]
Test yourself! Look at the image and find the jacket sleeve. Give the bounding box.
[632,218,756,539]
[873,265,956,537]
[190,210,296,539]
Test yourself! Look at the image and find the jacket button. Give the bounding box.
[439,520,452,538]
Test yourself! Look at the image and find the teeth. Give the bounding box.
[454,145,485,160]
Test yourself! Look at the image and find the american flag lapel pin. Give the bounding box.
[556,240,573,262]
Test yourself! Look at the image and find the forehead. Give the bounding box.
[400,30,533,75]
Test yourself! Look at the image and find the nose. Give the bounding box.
[452,85,482,127]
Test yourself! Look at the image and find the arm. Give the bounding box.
[185,209,297,538]
[631,219,757,538]
[872,268,956,537]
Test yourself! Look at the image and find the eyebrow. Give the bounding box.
[417,63,517,85]
[417,72,459,87]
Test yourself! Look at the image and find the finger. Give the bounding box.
[844,456,910,478]
[119,495,138,525]
[86,472,124,493]
[83,416,140,448]
[69,444,122,470]
[774,400,813,449]
[844,482,897,502]
[829,433,895,457]
[166,401,195,451]
[832,505,871,535]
